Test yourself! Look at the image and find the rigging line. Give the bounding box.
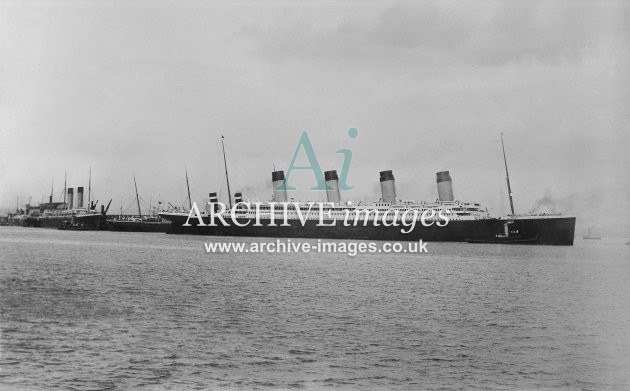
[501,132,515,215]
[185,166,192,210]
[221,135,232,210]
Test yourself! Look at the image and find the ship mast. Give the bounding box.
[185,167,192,210]
[133,174,142,219]
[87,168,92,210]
[221,135,233,210]
[501,133,515,216]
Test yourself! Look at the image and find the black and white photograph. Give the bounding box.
[1,0,629,389]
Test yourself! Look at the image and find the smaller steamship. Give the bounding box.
[21,186,108,230]
[12,171,110,230]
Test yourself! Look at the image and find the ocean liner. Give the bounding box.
[159,136,576,245]
[13,170,110,230]
[20,185,108,229]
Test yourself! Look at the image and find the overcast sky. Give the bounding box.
[1,0,628,235]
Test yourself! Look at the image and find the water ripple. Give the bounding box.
[1,227,630,390]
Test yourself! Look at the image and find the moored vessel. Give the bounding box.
[29,187,108,230]
[13,172,111,230]
[106,215,171,233]
[103,174,171,233]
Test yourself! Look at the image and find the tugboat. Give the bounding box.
[582,225,602,240]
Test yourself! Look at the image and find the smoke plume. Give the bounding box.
[529,189,576,214]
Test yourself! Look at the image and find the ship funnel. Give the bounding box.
[208,192,219,213]
[324,170,341,203]
[77,187,84,209]
[67,188,74,210]
[271,171,288,202]
[436,171,454,201]
[234,192,243,204]
[379,170,396,203]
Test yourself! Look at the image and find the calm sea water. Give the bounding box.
[1,226,629,390]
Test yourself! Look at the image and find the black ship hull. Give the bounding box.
[13,216,41,227]
[105,220,172,233]
[160,214,576,246]
[18,214,104,230]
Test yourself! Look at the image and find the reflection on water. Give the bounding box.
[1,227,629,390]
